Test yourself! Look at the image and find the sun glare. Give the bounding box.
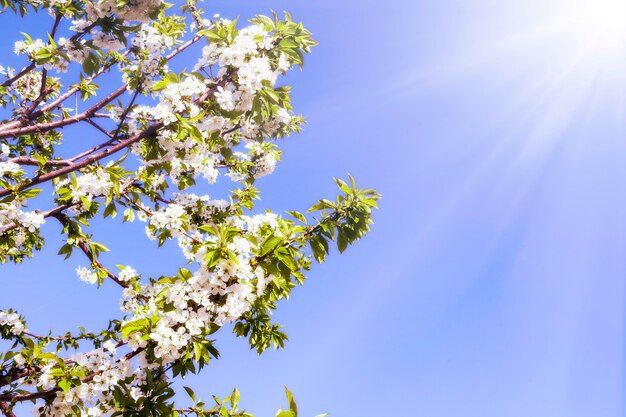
[572,0,626,52]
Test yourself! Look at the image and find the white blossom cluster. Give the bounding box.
[0,310,27,335]
[76,266,98,284]
[118,265,138,282]
[59,37,88,64]
[120,24,176,90]
[14,36,72,73]
[91,31,125,52]
[14,38,46,57]
[0,7,325,415]
[34,344,147,417]
[53,166,115,215]
[122,212,281,357]
[0,199,45,236]
[11,69,45,101]
[28,209,280,415]
[76,265,138,285]
[145,193,229,241]
[0,160,23,177]
[84,0,163,23]
[141,75,207,127]
[194,23,292,120]
[0,65,15,79]
[247,142,278,179]
[71,168,114,198]
[118,22,297,193]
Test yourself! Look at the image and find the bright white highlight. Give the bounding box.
[571,0,626,52]
[580,0,626,36]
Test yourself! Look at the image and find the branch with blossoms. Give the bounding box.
[0,0,379,416]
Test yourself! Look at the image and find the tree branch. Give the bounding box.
[0,21,98,93]
[0,63,36,88]
[0,401,16,417]
[20,15,64,120]
[0,77,228,198]
[0,203,75,234]
[0,84,128,139]
[0,34,202,134]
[8,156,72,167]
[0,346,146,403]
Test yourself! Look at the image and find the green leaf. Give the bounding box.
[275,247,297,270]
[231,387,240,409]
[57,244,73,260]
[193,341,203,362]
[22,188,42,199]
[310,235,328,263]
[58,378,71,393]
[120,318,149,339]
[284,387,297,417]
[260,236,283,256]
[337,230,348,253]
[82,52,99,76]
[334,178,350,194]
[103,202,117,218]
[183,386,196,403]
[123,208,135,223]
[287,211,307,224]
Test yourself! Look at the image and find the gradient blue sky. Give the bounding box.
[2,1,626,416]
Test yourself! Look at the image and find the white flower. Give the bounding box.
[0,161,23,177]
[276,107,292,124]
[103,340,117,353]
[92,31,125,52]
[13,353,25,366]
[118,266,138,282]
[18,211,45,232]
[130,387,143,401]
[87,407,104,417]
[214,85,236,111]
[76,267,98,284]
[0,144,10,159]
[0,311,27,335]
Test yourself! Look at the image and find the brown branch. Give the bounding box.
[0,77,228,198]
[0,84,128,140]
[85,118,114,139]
[20,15,64,120]
[0,63,35,88]
[47,180,138,289]
[0,365,33,390]
[67,136,117,163]
[0,401,16,417]
[0,346,146,403]
[0,35,202,134]
[74,236,126,288]
[70,89,140,163]
[0,21,98,93]
[8,156,72,167]
[110,89,140,141]
[0,203,75,234]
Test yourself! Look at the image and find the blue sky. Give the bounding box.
[2,0,626,416]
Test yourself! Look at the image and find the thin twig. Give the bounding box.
[0,401,16,417]
[0,63,35,88]
[0,35,202,133]
[0,77,228,198]
[0,203,75,234]
[8,156,72,167]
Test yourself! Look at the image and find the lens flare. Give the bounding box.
[571,0,626,53]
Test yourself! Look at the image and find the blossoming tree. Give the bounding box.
[0,0,379,415]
